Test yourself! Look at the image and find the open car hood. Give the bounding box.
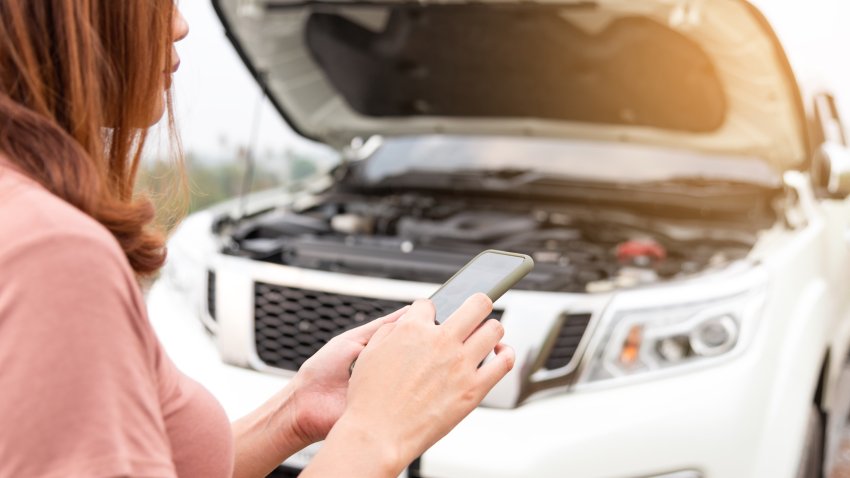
[213,0,807,170]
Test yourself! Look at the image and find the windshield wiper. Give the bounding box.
[350,168,781,207]
[359,168,544,190]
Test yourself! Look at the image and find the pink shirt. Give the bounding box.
[0,165,234,477]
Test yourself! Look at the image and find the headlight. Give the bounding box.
[579,288,766,384]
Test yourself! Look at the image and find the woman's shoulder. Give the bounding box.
[0,163,121,254]
[0,164,151,343]
[0,165,127,265]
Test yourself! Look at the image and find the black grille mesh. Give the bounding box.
[254,281,502,371]
[266,465,301,477]
[207,270,217,321]
[544,313,592,370]
[268,458,422,477]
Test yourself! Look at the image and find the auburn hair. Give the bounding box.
[0,0,181,276]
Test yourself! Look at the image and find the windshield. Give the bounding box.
[354,135,782,187]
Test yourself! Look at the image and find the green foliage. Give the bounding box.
[137,151,320,217]
[291,156,318,182]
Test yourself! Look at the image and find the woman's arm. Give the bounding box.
[300,414,403,477]
[230,307,410,478]
[231,382,306,478]
[233,400,403,478]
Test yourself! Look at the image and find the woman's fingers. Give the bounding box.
[347,320,400,376]
[463,319,505,364]
[381,305,410,324]
[402,299,438,325]
[364,322,396,348]
[442,293,493,341]
[340,295,515,467]
[475,343,515,392]
[341,306,410,346]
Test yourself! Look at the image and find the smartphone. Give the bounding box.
[430,250,534,324]
[349,250,533,375]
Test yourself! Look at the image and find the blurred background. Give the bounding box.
[145,1,850,477]
[140,0,329,213]
[142,0,850,216]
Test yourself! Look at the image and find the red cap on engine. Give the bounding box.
[617,239,667,263]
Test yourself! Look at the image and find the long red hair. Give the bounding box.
[0,0,181,276]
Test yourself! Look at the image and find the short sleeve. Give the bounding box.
[0,232,177,478]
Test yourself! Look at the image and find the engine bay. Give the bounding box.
[219,190,774,293]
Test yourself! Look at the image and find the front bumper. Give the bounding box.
[147,275,808,478]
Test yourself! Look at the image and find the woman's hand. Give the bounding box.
[231,306,408,478]
[302,294,516,477]
[287,305,410,443]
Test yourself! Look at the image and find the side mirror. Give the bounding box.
[812,142,850,198]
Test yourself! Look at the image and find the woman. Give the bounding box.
[0,1,515,477]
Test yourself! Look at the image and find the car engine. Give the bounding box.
[218,189,772,294]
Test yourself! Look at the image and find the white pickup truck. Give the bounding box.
[153,0,850,476]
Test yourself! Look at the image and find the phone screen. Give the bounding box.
[430,252,526,324]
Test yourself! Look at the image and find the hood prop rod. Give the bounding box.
[237,84,268,221]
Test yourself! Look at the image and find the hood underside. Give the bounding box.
[215,0,806,169]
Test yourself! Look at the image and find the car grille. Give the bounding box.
[266,465,302,478]
[543,313,592,370]
[207,270,217,321]
[254,281,503,371]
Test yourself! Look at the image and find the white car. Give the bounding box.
[152,0,850,476]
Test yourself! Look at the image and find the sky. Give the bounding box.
[170,0,299,162]
[170,0,850,163]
